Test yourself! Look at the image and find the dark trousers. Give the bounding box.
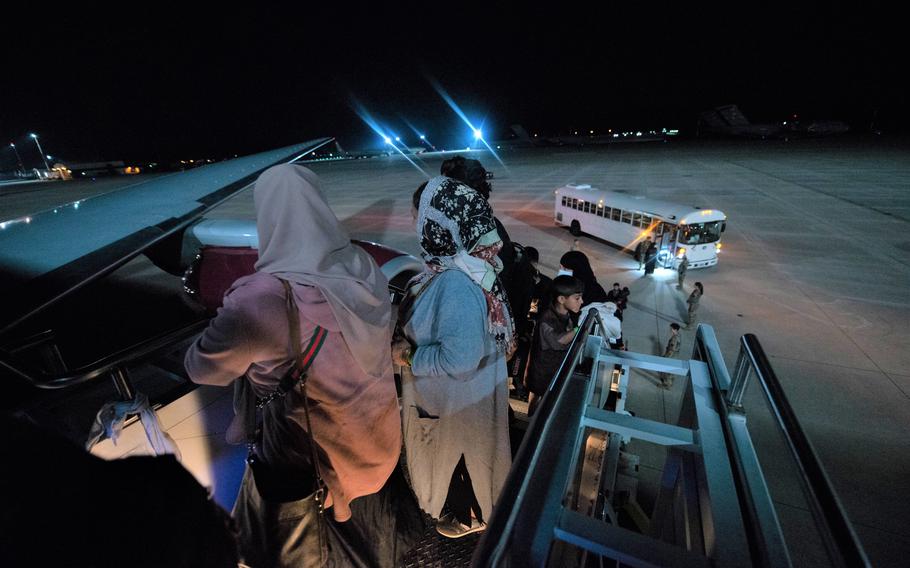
[445,455,483,526]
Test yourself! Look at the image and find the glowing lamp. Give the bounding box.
[473,129,483,140]
[677,248,687,257]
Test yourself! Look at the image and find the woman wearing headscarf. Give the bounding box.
[185,165,403,567]
[559,250,608,307]
[391,176,514,539]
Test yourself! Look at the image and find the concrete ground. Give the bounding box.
[5,137,909,565]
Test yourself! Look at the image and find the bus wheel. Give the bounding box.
[570,220,581,236]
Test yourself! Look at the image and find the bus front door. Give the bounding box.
[659,229,675,267]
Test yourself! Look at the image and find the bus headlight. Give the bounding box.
[677,247,686,258]
[716,242,723,252]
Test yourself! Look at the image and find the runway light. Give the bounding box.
[473,129,483,140]
[395,136,401,142]
[419,135,426,140]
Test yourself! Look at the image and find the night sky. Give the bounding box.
[1,6,904,167]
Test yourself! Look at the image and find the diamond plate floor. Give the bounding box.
[399,515,482,568]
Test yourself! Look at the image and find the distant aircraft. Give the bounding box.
[340,144,427,159]
[783,117,850,137]
[495,125,665,148]
[697,104,784,139]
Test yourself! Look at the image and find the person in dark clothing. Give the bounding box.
[526,275,584,416]
[619,286,631,311]
[635,237,652,270]
[524,246,553,318]
[644,241,658,275]
[559,250,608,307]
[605,282,625,319]
[1,414,239,568]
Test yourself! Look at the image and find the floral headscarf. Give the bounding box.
[412,176,515,352]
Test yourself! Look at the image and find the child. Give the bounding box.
[526,275,584,416]
[659,322,681,388]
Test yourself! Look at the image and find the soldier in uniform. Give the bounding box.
[659,322,681,388]
[677,253,689,289]
[686,282,703,328]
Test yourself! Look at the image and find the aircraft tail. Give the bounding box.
[511,124,532,141]
[715,104,751,126]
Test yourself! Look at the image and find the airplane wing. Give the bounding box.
[0,138,333,337]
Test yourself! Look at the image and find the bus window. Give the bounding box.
[571,198,578,209]
[622,211,633,224]
[561,196,567,206]
[632,213,642,227]
[583,202,591,213]
[680,221,723,244]
[597,206,605,217]
[641,215,652,228]
[611,208,621,221]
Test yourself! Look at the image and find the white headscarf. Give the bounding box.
[253,164,390,379]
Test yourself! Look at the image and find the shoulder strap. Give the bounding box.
[278,279,331,515]
[277,278,327,393]
[253,280,327,408]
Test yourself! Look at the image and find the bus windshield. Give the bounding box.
[680,221,723,244]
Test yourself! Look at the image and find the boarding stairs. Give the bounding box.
[471,309,871,568]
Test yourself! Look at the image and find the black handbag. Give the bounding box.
[247,279,372,567]
[246,279,327,503]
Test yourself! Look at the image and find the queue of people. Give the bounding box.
[180,155,712,566]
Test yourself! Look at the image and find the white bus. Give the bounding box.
[554,183,727,269]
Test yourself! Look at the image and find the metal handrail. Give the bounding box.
[731,334,870,568]
[0,319,208,390]
[473,307,604,566]
[692,326,773,567]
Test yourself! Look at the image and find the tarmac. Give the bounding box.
[4,136,909,565]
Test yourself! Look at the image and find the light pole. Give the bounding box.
[9,143,25,175]
[29,133,51,173]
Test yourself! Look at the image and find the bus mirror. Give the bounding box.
[721,222,727,233]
